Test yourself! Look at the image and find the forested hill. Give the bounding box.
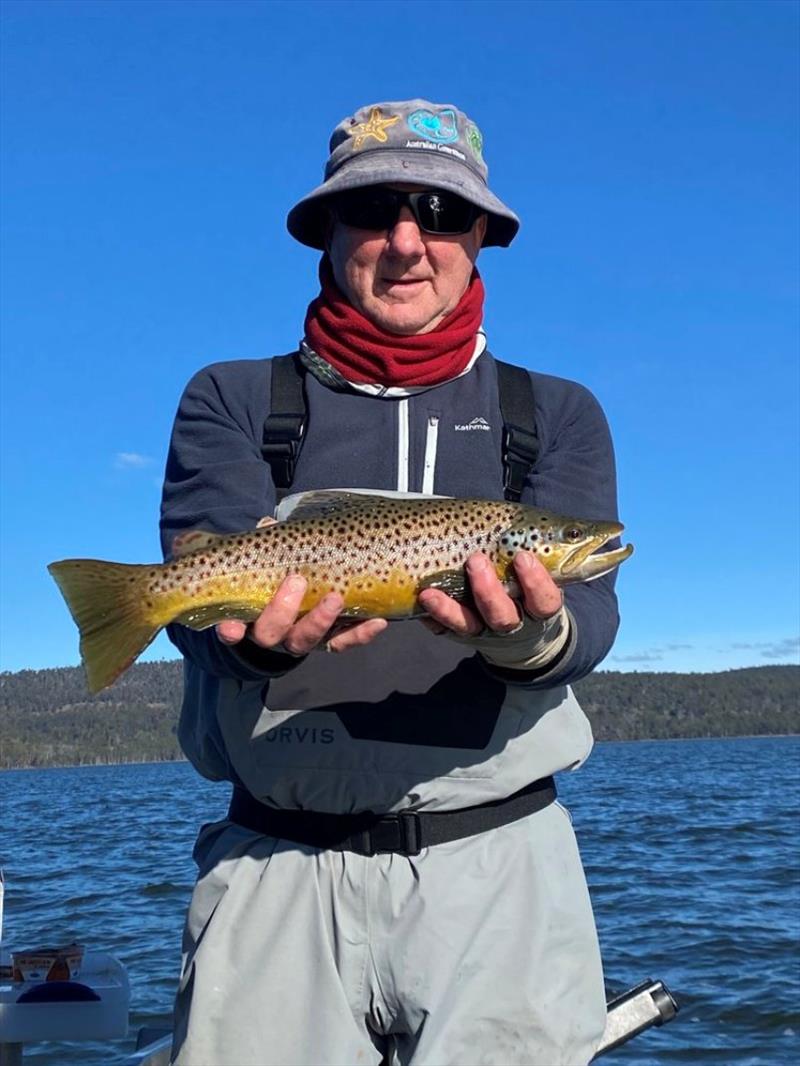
[0,661,797,770]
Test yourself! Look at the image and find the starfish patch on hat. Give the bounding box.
[347,107,400,150]
[407,107,459,144]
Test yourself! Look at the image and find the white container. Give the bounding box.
[0,950,129,1043]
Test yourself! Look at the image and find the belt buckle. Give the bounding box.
[359,812,422,856]
[357,816,395,857]
[398,811,422,856]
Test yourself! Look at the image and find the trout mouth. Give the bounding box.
[560,529,634,581]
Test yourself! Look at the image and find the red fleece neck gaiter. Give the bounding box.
[303,258,485,388]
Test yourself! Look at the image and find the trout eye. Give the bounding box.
[565,527,583,542]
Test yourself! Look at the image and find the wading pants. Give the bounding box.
[170,802,606,1066]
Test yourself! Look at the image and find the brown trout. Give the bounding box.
[48,491,633,694]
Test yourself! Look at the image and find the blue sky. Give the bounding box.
[1,0,798,677]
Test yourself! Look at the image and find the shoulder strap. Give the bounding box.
[495,360,539,502]
[262,353,538,503]
[262,353,307,500]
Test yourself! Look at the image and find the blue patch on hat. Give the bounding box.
[407,108,458,145]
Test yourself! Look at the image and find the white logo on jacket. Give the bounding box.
[454,417,491,432]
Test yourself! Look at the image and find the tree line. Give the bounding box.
[0,660,797,769]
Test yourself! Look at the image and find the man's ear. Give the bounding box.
[322,211,336,253]
[476,213,488,248]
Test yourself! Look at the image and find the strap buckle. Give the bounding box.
[502,423,538,502]
[358,811,422,857]
[261,413,306,488]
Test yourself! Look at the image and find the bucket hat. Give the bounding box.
[287,99,520,249]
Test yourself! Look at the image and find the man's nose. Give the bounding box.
[386,206,425,256]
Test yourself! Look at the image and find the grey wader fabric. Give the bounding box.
[171,803,606,1066]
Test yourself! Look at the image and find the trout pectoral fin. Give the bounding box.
[417,569,469,602]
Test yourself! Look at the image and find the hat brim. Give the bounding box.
[286,150,519,250]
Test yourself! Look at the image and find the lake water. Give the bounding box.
[1,736,799,1064]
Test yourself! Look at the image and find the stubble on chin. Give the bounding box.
[367,299,445,336]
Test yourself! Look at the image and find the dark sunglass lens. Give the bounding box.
[415,192,475,233]
[334,189,476,234]
[335,189,398,230]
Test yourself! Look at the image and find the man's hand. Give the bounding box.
[417,550,563,637]
[214,552,560,659]
[216,574,388,656]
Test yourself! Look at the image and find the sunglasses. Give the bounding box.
[331,187,482,236]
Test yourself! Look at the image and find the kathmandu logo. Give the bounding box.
[454,417,491,432]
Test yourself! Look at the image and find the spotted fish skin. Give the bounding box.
[48,491,633,694]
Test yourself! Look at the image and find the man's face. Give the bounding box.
[326,185,487,336]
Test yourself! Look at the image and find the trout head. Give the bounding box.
[499,509,634,584]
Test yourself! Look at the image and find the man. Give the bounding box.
[161,99,620,1065]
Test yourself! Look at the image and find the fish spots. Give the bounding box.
[500,531,526,555]
[153,495,590,630]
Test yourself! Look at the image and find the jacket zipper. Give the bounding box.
[396,399,410,492]
[422,414,439,495]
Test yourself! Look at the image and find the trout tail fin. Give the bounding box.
[48,559,162,694]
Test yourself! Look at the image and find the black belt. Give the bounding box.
[227,776,556,857]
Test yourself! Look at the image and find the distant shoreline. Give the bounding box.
[2,733,798,773]
[4,658,799,678]
[0,756,189,773]
[2,662,797,770]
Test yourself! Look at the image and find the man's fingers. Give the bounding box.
[464,555,521,632]
[214,578,378,656]
[325,618,388,654]
[417,587,484,637]
[282,593,345,656]
[248,575,309,647]
[215,555,562,655]
[215,575,314,650]
[417,552,563,639]
[216,620,247,645]
[514,552,563,619]
[419,554,520,636]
